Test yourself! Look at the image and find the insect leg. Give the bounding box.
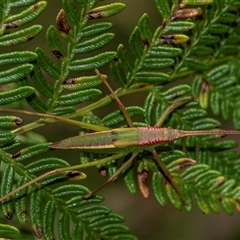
[84,153,137,199]
[155,98,193,127]
[94,69,144,197]
[153,99,193,205]
[152,149,187,205]
[95,69,134,128]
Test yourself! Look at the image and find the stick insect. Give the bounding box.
[1,69,240,204]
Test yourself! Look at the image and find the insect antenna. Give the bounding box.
[94,69,134,128]
[180,129,240,137]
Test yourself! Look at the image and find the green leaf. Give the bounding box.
[26,158,69,174]
[226,34,240,44]
[56,89,102,106]
[29,191,43,238]
[219,45,239,56]
[110,59,128,87]
[0,116,23,129]
[4,1,47,28]
[162,84,191,99]
[0,25,42,46]
[194,190,210,214]
[192,118,220,130]
[212,140,237,150]
[222,198,234,215]
[143,92,155,125]
[208,194,220,214]
[184,58,209,71]
[78,205,111,218]
[81,22,113,38]
[116,44,134,72]
[210,91,220,116]
[74,33,114,54]
[69,52,116,71]
[180,0,213,8]
[43,201,55,240]
[154,0,170,19]
[199,35,220,44]
[149,46,182,57]
[182,165,209,180]
[138,13,152,42]
[134,71,169,83]
[0,51,37,66]
[144,57,175,69]
[129,27,144,58]
[14,176,28,224]
[191,46,214,56]
[51,107,76,115]
[163,21,195,34]
[46,25,66,59]
[58,213,71,240]
[194,170,220,187]
[9,0,38,8]
[25,92,48,113]
[123,160,137,195]
[233,109,240,130]
[166,183,182,210]
[72,224,83,240]
[62,75,102,91]
[11,143,50,162]
[0,224,20,235]
[208,23,230,34]
[1,165,14,219]
[0,64,33,84]
[0,86,35,105]
[62,0,80,24]
[207,64,229,82]
[181,108,207,120]
[100,224,130,236]
[36,47,61,79]
[181,185,192,212]
[87,3,125,19]
[152,172,166,206]
[221,99,230,121]
[31,63,54,98]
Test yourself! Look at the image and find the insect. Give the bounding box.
[1,69,240,204]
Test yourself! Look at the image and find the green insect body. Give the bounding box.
[50,126,240,153]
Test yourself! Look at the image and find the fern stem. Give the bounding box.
[0,85,153,135]
[0,108,110,134]
[0,152,125,203]
[72,85,154,117]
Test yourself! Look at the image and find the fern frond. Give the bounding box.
[0,0,139,238]
[0,0,44,109]
[0,143,137,239]
[23,1,125,116]
[87,0,240,218]
[178,0,240,128]
[146,150,240,215]
[1,0,240,238]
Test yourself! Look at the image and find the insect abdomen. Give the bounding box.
[50,131,115,149]
[137,127,181,145]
